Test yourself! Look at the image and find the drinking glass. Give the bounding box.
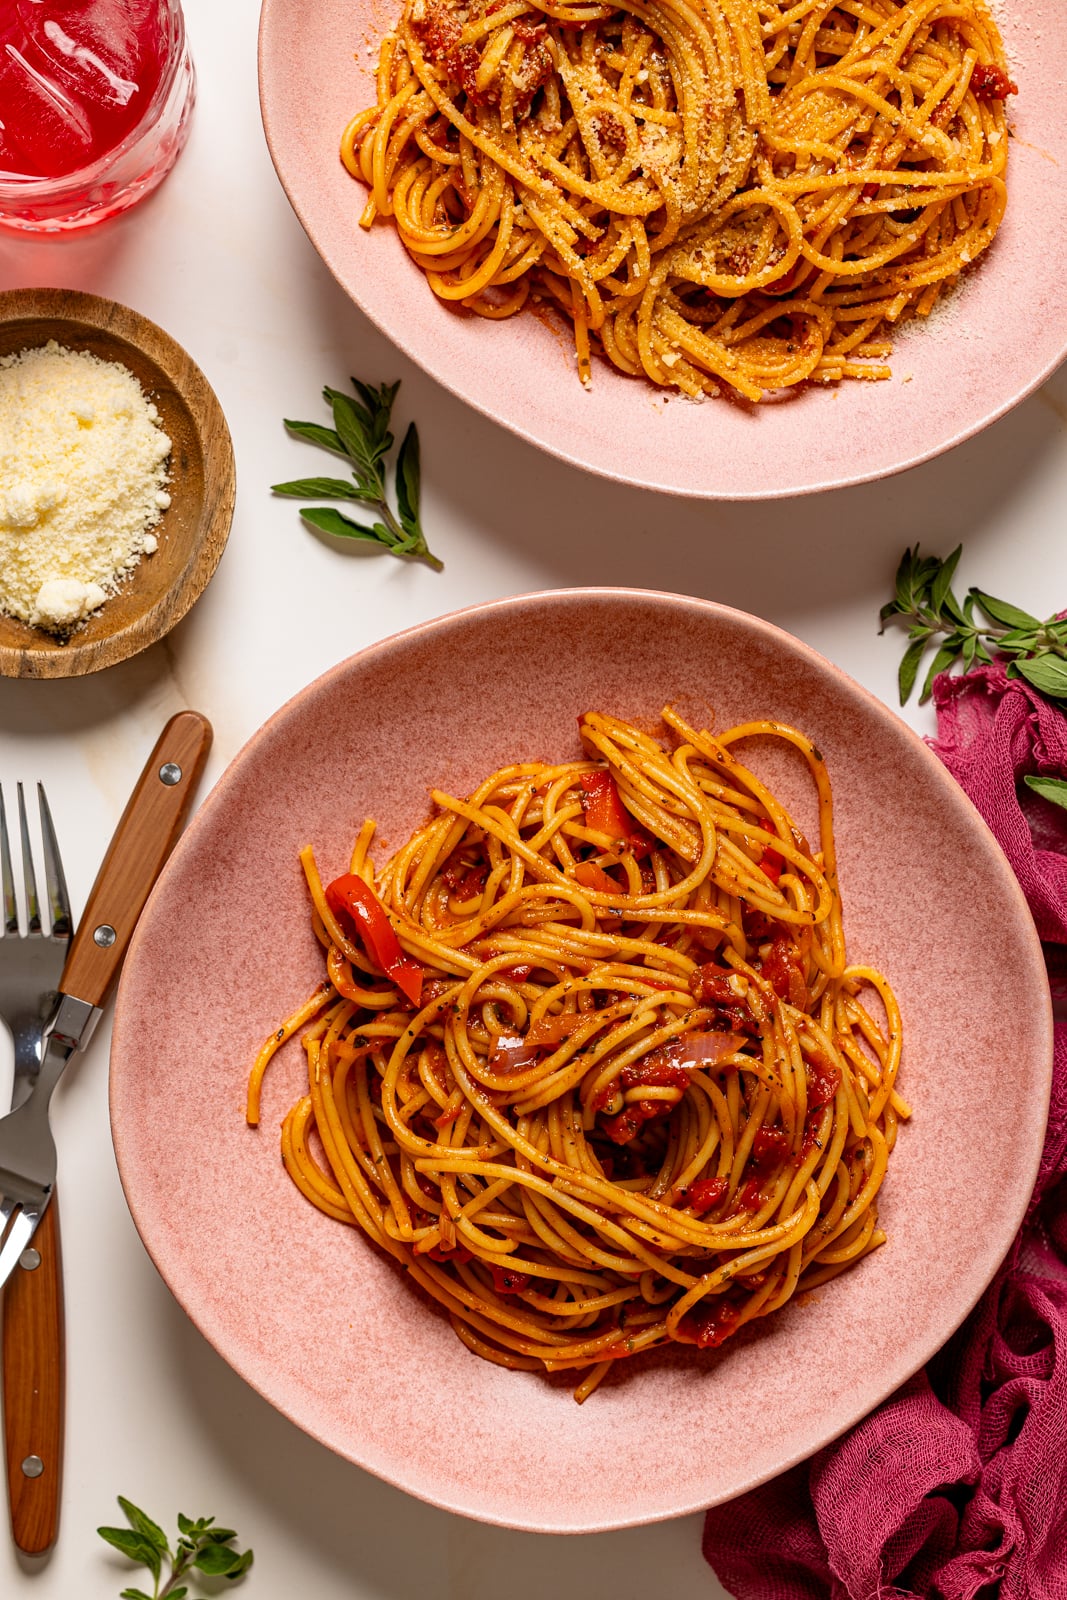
[0,0,195,232]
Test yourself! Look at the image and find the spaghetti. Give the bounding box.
[341,0,1013,398]
[248,709,907,1400]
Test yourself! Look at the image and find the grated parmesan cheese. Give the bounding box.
[0,340,171,635]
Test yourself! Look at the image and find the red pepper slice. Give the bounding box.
[325,872,424,1006]
[574,859,623,895]
[579,772,652,853]
[756,816,785,883]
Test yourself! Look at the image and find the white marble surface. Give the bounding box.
[2,1,1067,1596]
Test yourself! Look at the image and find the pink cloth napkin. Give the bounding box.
[703,661,1067,1600]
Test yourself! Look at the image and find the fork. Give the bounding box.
[0,710,212,1554]
[0,784,71,1558]
[0,785,72,1278]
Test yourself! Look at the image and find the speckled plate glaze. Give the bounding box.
[110,590,1052,1531]
[258,1,1067,499]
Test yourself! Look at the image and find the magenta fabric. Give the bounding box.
[703,662,1067,1600]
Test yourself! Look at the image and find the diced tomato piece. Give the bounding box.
[737,1176,764,1211]
[971,62,1017,101]
[489,1263,531,1295]
[426,1240,473,1264]
[752,1126,790,1167]
[687,1177,728,1213]
[680,1297,741,1349]
[619,1054,691,1091]
[690,963,735,1005]
[806,1052,840,1108]
[764,263,797,294]
[759,935,811,1011]
[600,1099,666,1144]
[450,866,488,901]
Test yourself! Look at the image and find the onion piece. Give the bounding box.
[670,1030,744,1067]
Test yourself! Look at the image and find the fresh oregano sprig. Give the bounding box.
[97,1497,252,1599]
[881,544,1067,707]
[273,377,442,571]
[881,544,1067,813]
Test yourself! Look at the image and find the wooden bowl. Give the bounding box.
[0,288,235,679]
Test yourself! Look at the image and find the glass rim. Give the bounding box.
[0,6,190,198]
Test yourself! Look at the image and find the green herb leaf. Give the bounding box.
[119,1589,154,1599]
[898,637,927,705]
[193,1544,249,1577]
[98,1527,162,1579]
[282,419,347,456]
[117,1497,170,1559]
[168,1590,189,1599]
[324,389,384,491]
[920,637,962,703]
[1015,655,1067,699]
[395,422,420,537]
[970,589,1041,631]
[1024,774,1067,811]
[300,507,394,546]
[271,477,368,500]
[929,544,962,617]
[278,379,443,570]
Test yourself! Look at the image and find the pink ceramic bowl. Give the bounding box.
[259,1,1067,498]
[110,589,1052,1531]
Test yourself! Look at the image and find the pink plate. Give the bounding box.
[110,589,1052,1531]
[258,1,1067,499]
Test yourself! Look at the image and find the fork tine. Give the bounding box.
[37,784,71,939]
[0,787,16,936]
[17,781,41,936]
[0,1203,37,1290]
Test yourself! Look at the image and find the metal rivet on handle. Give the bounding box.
[19,1248,40,1271]
[94,924,117,948]
[159,762,182,786]
[21,1456,43,1479]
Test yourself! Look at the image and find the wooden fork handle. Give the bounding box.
[3,1195,63,1553]
[58,711,213,1011]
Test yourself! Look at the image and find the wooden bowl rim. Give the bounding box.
[0,286,236,679]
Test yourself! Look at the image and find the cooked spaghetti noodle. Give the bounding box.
[341,0,1013,398]
[248,709,907,1400]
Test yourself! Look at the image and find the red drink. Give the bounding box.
[0,0,193,230]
